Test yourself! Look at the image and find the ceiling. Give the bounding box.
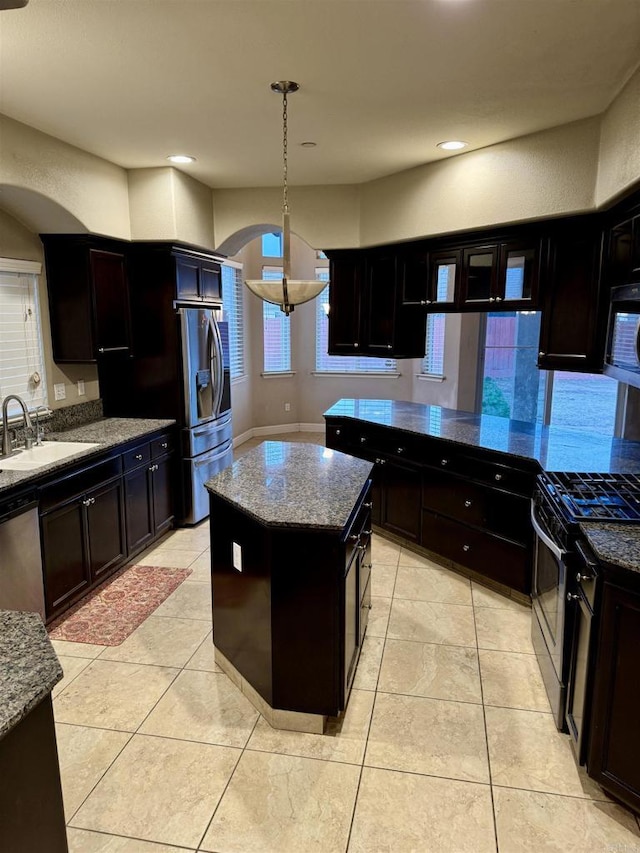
[1,0,640,190]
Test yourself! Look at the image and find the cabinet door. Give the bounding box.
[344,552,359,697]
[175,256,200,300]
[379,459,422,543]
[364,253,397,353]
[429,250,460,310]
[86,479,126,580]
[588,582,640,812]
[151,455,174,534]
[400,248,430,305]
[328,254,363,354]
[124,465,154,553]
[90,249,131,355]
[608,219,635,288]
[200,262,221,301]
[498,240,541,308]
[538,224,603,371]
[41,500,90,616]
[461,245,499,306]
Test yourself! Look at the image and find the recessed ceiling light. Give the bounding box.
[167,154,196,164]
[300,141,317,148]
[437,140,468,151]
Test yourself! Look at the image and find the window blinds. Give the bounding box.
[0,269,48,420]
[221,262,245,380]
[423,313,445,375]
[261,267,292,373]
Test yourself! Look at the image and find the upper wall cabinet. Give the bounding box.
[174,251,222,302]
[603,209,640,289]
[327,249,427,358]
[460,238,543,309]
[42,235,132,363]
[128,243,222,304]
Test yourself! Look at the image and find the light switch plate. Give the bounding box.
[232,541,243,572]
[77,379,86,396]
[53,383,66,401]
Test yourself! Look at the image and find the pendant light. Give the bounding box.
[245,81,327,316]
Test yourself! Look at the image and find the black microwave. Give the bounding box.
[604,283,640,389]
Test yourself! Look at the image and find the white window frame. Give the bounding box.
[420,312,446,380]
[261,266,292,375]
[220,260,245,382]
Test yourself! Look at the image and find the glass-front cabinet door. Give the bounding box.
[428,250,460,310]
[499,241,540,307]
[461,245,499,306]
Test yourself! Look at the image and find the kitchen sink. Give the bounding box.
[0,441,100,471]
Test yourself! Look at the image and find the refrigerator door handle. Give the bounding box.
[208,314,225,417]
[193,441,233,467]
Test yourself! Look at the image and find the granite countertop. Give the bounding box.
[580,523,640,574]
[0,611,63,740]
[0,417,176,496]
[324,398,640,474]
[205,441,373,531]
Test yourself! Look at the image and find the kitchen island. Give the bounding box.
[0,610,66,853]
[205,441,373,733]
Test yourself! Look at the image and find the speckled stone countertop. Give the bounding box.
[205,441,373,530]
[0,611,63,740]
[580,523,640,574]
[0,417,175,496]
[324,398,640,474]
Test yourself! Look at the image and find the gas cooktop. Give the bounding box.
[541,472,640,523]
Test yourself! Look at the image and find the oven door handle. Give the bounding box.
[530,502,567,561]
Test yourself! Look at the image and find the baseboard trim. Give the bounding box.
[235,422,325,445]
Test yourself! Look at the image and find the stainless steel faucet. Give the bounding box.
[1,395,34,457]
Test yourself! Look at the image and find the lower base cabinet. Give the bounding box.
[124,452,173,555]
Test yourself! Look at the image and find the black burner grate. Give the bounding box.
[543,472,640,522]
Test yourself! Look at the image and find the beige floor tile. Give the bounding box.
[184,631,220,672]
[152,580,212,621]
[99,616,210,668]
[394,564,472,605]
[493,787,640,853]
[67,828,193,852]
[136,547,202,569]
[388,598,477,647]
[371,563,397,597]
[480,649,551,712]
[486,706,608,799]
[183,551,210,582]
[50,639,106,659]
[475,605,535,653]
[472,581,530,611]
[352,635,385,690]
[378,638,482,703]
[365,692,489,783]
[53,659,178,731]
[140,670,259,747]
[157,528,210,552]
[398,547,448,570]
[247,688,375,764]
[70,734,239,849]
[371,535,401,566]
[349,766,496,853]
[367,595,392,637]
[56,723,130,819]
[53,655,92,698]
[200,750,360,853]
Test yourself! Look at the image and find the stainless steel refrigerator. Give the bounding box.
[179,306,233,524]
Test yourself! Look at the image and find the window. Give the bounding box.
[221,262,245,380]
[261,232,282,257]
[0,261,48,421]
[314,285,397,373]
[477,311,622,435]
[422,313,445,375]
[262,266,291,373]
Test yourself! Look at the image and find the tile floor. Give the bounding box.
[50,433,640,852]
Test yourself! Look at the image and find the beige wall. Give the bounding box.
[597,64,640,206]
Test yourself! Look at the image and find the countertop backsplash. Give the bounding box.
[1,399,105,447]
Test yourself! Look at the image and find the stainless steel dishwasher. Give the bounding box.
[0,493,46,618]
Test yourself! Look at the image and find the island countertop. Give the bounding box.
[324,398,640,474]
[0,610,63,740]
[205,441,374,531]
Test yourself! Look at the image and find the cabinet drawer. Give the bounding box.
[422,468,531,544]
[122,443,151,472]
[326,421,353,452]
[421,510,530,593]
[39,456,122,514]
[427,448,534,497]
[344,487,373,565]
[151,434,173,458]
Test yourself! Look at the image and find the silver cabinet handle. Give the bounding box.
[161,442,168,449]
[576,572,594,584]
[349,533,359,542]
[496,296,502,302]
[495,473,502,481]
[539,352,545,357]
[489,297,495,302]
[362,529,373,536]
[387,344,392,350]
[97,346,129,353]
[82,498,91,507]
[441,459,448,466]
[567,593,580,602]
[135,454,143,461]
[462,544,470,552]
[354,342,359,348]
[397,447,404,454]
[363,502,373,509]
[335,429,341,436]
[464,500,472,508]
[360,437,367,443]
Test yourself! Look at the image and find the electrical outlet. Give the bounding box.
[53,383,66,401]
[77,379,86,396]
[284,402,291,412]
[232,541,243,572]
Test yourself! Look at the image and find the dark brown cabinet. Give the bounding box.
[605,209,640,288]
[41,469,125,616]
[41,235,132,363]
[588,576,640,812]
[327,249,427,358]
[378,458,422,543]
[537,220,604,372]
[461,238,542,309]
[124,436,174,556]
[175,251,222,301]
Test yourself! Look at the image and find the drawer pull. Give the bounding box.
[494,473,502,481]
[397,447,404,454]
[576,572,594,584]
[363,501,373,509]
[360,437,367,443]
[135,453,143,461]
[362,529,372,536]
[464,500,472,508]
[149,464,159,473]
[349,533,359,542]
[567,592,580,602]
[441,459,449,466]
[161,442,168,449]
[82,497,95,507]
[462,544,470,552]
[336,429,341,436]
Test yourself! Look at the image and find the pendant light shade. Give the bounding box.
[245,82,327,316]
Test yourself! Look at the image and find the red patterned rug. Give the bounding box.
[47,564,192,646]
